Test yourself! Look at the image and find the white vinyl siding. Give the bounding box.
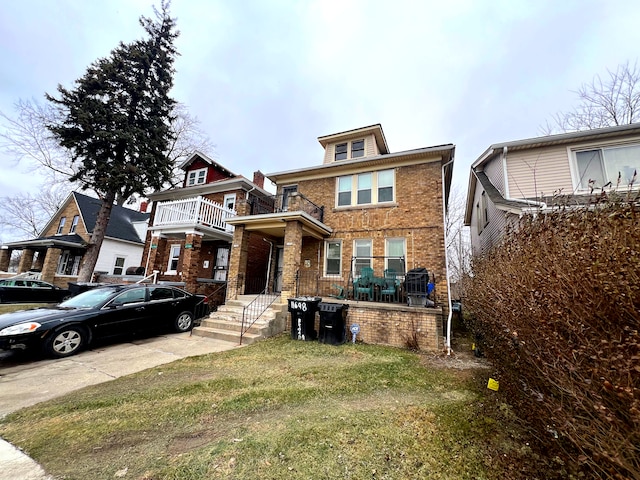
[93,238,146,275]
[505,146,573,199]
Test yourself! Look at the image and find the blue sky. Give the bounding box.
[1,0,640,223]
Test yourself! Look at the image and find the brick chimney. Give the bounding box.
[252,170,265,189]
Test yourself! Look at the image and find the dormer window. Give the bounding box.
[351,139,365,158]
[335,143,348,161]
[187,167,207,186]
[334,139,365,161]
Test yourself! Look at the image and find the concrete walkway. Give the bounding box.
[0,332,241,480]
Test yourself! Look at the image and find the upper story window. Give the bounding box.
[574,143,640,190]
[56,217,66,235]
[351,140,365,158]
[476,191,489,233]
[336,169,395,207]
[223,193,236,212]
[69,215,80,233]
[186,167,207,186]
[335,139,365,161]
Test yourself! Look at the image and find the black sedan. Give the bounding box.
[0,278,71,304]
[0,284,208,358]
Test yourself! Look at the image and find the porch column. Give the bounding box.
[0,248,10,272]
[146,236,166,276]
[227,224,250,301]
[17,248,35,273]
[280,220,303,300]
[181,232,203,292]
[41,248,62,284]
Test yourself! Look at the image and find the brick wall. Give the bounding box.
[293,160,449,309]
[42,197,87,240]
[285,302,444,351]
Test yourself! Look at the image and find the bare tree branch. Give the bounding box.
[542,60,640,134]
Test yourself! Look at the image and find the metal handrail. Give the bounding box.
[240,288,280,345]
[135,270,159,284]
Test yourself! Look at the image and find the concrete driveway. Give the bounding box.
[0,332,240,417]
[0,332,240,480]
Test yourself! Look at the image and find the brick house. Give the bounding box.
[464,123,640,255]
[0,192,149,287]
[224,124,455,351]
[141,151,274,305]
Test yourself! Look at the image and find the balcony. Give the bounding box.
[250,193,324,223]
[152,197,235,236]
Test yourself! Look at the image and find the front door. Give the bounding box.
[274,247,284,292]
[213,246,230,281]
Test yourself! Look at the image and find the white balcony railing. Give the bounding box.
[154,197,235,233]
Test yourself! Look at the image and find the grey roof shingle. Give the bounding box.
[74,192,149,244]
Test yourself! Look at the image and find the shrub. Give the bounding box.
[465,201,639,479]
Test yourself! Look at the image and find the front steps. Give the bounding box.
[192,295,288,345]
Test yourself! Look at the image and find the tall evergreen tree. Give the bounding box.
[46,1,179,281]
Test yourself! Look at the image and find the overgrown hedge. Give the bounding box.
[465,201,639,479]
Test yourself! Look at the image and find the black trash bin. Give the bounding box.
[318,302,348,345]
[288,296,321,341]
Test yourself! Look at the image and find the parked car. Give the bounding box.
[0,278,71,304]
[0,284,208,358]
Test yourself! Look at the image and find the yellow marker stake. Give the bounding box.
[487,378,499,391]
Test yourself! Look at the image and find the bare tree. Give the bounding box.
[445,185,471,286]
[0,185,68,240]
[541,60,640,134]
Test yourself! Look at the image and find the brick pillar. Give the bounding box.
[17,248,35,273]
[227,225,251,300]
[181,232,203,292]
[41,248,62,284]
[0,248,10,272]
[146,236,167,276]
[280,220,303,300]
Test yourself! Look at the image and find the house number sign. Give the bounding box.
[350,323,360,343]
[290,301,309,311]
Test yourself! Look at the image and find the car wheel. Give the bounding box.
[45,325,87,358]
[174,311,194,332]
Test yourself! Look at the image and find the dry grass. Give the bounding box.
[0,334,559,479]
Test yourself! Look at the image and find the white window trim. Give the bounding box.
[166,244,181,274]
[324,240,342,277]
[385,238,406,273]
[223,193,236,212]
[335,169,395,208]
[56,217,66,235]
[353,238,372,274]
[112,255,126,275]
[568,141,640,191]
[69,215,80,234]
[187,167,208,186]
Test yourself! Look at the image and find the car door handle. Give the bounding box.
[135,307,146,312]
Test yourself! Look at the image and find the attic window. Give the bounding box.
[335,143,348,161]
[69,215,79,233]
[187,167,207,186]
[351,139,365,158]
[56,217,66,235]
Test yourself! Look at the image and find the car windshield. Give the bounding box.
[59,287,123,308]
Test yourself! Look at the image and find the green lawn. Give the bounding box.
[0,334,558,479]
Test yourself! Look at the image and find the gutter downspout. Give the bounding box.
[441,156,455,355]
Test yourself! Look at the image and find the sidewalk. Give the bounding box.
[0,333,241,480]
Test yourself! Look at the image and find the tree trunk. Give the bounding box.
[77,190,116,282]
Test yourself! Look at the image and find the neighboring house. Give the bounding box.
[464,123,640,255]
[141,151,274,303]
[0,192,150,287]
[225,124,455,351]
